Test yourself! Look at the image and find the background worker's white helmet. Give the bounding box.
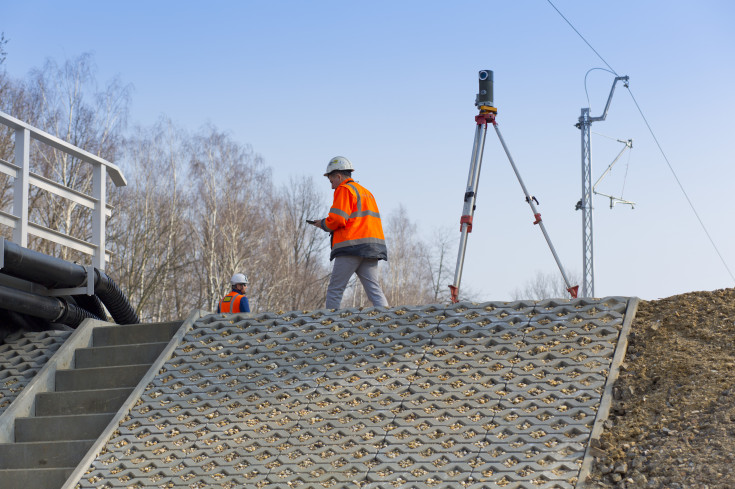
[231,273,249,285]
[324,156,354,176]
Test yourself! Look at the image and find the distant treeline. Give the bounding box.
[0,54,457,321]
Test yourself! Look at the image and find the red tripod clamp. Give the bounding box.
[475,112,496,126]
[460,215,473,232]
[567,285,579,298]
[449,285,459,303]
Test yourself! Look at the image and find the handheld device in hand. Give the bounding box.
[306,219,316,224]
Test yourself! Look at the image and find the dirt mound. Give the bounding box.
[588,288,735,488]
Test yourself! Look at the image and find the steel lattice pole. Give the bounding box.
[580,108,594,298]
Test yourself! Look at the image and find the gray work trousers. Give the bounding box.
[326,255,389,310]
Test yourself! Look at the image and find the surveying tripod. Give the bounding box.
[449,70,578,303]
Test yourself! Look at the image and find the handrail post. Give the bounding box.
[92,164,106,270]
[12,128,30,247]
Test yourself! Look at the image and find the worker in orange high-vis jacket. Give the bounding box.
[217,273,251,313]
[310,156,389,310]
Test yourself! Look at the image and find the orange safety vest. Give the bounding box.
[321,178,387,261]
[219,291,248,313]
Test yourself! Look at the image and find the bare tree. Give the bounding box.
[340,212,464,308]
[188,125,271,312]
[257,176,330,311]
[111,122,331,319]
[20,54,131,261]
[424,225,457,303]
[108,118,195,321]
[510,270,582,300]
[341,206,434,308]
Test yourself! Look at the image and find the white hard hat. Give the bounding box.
[231,273,249,285]
[324,156,354,176]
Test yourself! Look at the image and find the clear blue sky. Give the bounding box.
[4,1,735,300]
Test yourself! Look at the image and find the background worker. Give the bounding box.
[217,273,251,313]
[310,156,389,309]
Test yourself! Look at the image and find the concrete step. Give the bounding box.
[15,413,114,443]
[0,439,93,469]
[0,320,182,489]
[0,467,75,489]
[92,321,182,347]
[55,364,150,391]
[74,342,168,368]
[35,387,133,416]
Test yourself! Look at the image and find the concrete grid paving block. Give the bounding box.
[69,297,636,489]
[0,330,72,414]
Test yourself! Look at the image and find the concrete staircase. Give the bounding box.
[0,321,182,489]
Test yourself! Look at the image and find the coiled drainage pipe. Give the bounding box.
[0,240,139,326]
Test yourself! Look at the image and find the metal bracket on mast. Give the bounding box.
[592,138,635,209]
[449,70,578,303]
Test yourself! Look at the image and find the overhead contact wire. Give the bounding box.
[625,87,735,283]
[546,0,618,75]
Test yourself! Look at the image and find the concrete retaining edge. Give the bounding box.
[576,297,640,487]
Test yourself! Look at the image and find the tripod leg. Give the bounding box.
[450,119,489,303]
[492,121,579,298]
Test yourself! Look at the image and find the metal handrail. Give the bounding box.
[0,110,126,270]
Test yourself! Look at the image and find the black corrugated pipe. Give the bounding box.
[1,240,139,324]
[57,298,104,326]
[92,268,139,324]
[0,284,102,327]
[71,293,107,320]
